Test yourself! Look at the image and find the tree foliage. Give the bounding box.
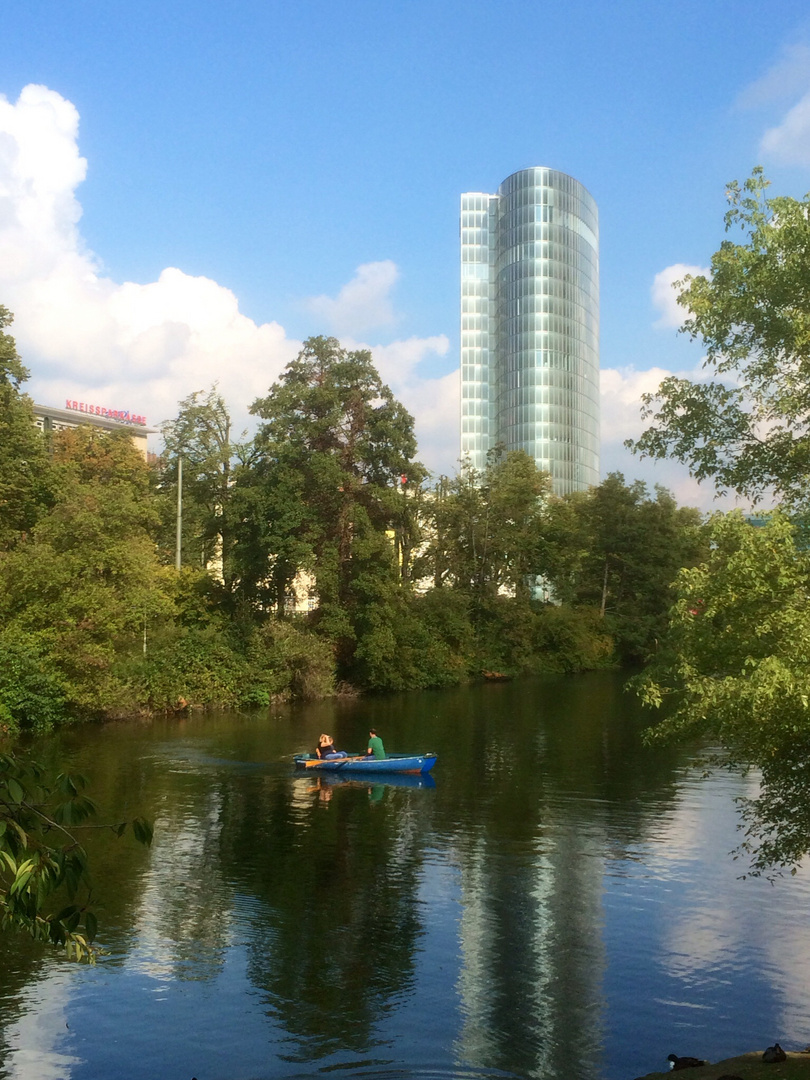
[160,387,240,586]
[0,307,53,549]
[0,749,152,960]
[0,427,173,713]
[241,336,424,664]
[628,169,810,510]
[635,511,810,873]
[424,449,553,598]
[547,474,706,660]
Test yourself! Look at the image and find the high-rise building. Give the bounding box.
[460,167,600,494]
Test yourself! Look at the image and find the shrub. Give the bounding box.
[0,626,70,732]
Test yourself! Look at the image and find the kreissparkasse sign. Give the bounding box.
[65,399,147,426]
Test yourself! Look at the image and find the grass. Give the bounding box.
[637,1051,810,1080]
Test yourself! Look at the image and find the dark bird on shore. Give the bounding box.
[762,1043,787,1063]
[667,1053,707,1070]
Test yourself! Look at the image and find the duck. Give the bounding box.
[667,1053,708,1070]
[762,1043,787,1063]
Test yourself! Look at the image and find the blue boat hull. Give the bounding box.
[294,753,436,775]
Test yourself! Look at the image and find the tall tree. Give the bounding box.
[160,388,239,587]
[427,450,552,599]
[628,169,810,510]
[0,306,53,549]
[546,474,706,660]
[243,337,422,659]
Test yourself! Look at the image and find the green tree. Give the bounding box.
[160,387,239,587]
[636,511,810,872]
[628,169,810,510]
[0,428,173,713]
[243,337,423,666]
[0,307,53,549]
[428,449,552,599]
[548,474,706,660]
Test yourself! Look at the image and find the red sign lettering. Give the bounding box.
[64,400,147,426]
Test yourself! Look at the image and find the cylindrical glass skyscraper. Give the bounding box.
[461,168,600,494]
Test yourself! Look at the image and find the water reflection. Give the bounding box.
[0,674,809,1080]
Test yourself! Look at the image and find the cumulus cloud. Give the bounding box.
[737,43,810,167]
[651,263,709,329]
[0,84,455,473]
[305,260,400,337]
[368,335,457,473]
[0,84,301,433]
[761,93,810,167]
[600,363,743,511]
[737,43,810,109]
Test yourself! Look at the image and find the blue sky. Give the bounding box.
[2,1,810,504]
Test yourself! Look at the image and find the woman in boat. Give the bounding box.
[316,734,347,760]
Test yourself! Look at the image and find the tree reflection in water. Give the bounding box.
[218,770,430,1060]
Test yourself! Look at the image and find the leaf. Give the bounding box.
[6,778,23,804]
[131,818,154,846]
[84,910,97,942]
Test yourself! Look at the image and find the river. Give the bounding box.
[1,671,809,1080]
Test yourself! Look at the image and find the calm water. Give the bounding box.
[1,672,809,1080]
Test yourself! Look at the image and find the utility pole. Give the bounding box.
[175,454,183,570]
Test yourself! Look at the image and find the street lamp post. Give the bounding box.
[175,454,183,571]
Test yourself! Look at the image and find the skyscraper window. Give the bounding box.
[460,168,600,494]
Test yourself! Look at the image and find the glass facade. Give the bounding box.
[460,168,600,494]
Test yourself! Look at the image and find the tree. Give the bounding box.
[0,306,53,549]
[635,511,810,872]
[547,474,706,660]
[0,749,152,961]
[628,169,810,510]
[427,449,552,599]
[160,388,240,588]
[242,337,423,661]
[0,428,173,713]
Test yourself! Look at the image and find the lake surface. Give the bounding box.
[1,672,809,1080]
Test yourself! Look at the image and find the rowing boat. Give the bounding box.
[294,753,437,775]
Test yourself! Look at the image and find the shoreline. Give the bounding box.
[635,1049,810,1079]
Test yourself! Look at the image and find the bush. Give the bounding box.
[247,620,335,701]
[533,604,615,672]
[0,626,70,732]
[120,625,252,711]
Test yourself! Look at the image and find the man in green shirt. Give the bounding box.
[367,729,386,759]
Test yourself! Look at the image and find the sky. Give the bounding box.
[2,0,810,508]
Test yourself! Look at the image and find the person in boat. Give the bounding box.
[366,728,386,759]
[316,734,347,760]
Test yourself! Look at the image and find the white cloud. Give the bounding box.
[651,263,709,329]
[737,43,810,108]
[305,260,400,337]
[600,363,748,511]
[0,85,449,461]
[0,85,301,433]
[737,43,810,168]
[761,91,810,167]
[372,338,458,474]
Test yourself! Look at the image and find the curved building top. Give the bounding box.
[460,167,600,495]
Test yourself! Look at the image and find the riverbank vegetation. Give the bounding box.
[0,318,707,732]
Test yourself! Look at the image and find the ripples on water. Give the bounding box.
[1,674,810,1080]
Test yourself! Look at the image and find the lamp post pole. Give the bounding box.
[175,454,183,571]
